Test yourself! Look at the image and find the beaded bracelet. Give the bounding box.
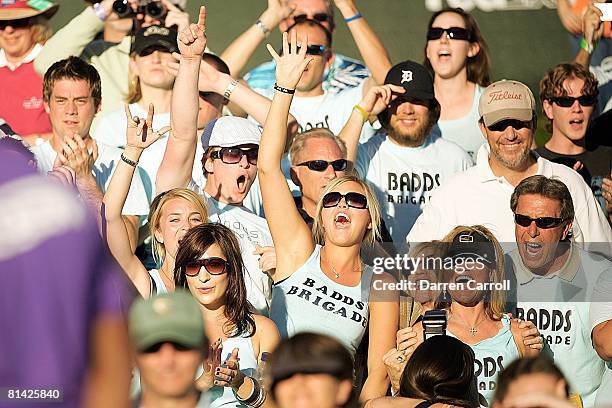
[120,153,138,167]
[274,83,295,94]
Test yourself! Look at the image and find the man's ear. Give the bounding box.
[290,167,302,187]
[204,156,215,173]
[561,220,573,240]
[43,101,50,114]
[543,99,554,120]
[325,48,334,69]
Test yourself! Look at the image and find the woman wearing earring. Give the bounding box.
[104,104,208,297]
[174,223,280,407]
[257,30,398,400]
[424,7,491,160]
[390,226,543,405]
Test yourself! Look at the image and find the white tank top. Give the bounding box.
[269,245,375,356]
[148,269,168,295]
[208,334,258,408]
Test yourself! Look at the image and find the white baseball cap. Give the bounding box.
[200,117,262,149]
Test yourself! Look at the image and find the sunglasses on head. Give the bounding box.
[210,147,258,165]
[514,214,567,229]
[185,257,230,276]
[0,18,32,30]
[550,95,597,108]
[426,26,472,41]
[322,192,368,209]
[293,13,333,25]
[487,119,532,132]
[297,159,347,172]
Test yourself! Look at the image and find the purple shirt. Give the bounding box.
[0,146,134,407]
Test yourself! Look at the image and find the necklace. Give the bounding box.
[452,312,488,337]
[321,251,361,280]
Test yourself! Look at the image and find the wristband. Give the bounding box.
[255,19,270,36]
[580,37,594,54]
[344,12,363,23]
[224,78,239,100]
[274,83,295,94]
[93,2,109,21]
[120,153,138,167]
[353,105,369,122]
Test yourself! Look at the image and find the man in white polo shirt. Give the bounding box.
[505,175,609,406]
[408,79,612,247]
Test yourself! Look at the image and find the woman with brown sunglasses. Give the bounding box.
[174,223,281,407]
[257,30,398,401]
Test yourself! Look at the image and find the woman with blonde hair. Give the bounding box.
[257,30,398,400]
[0,0,56,145]
[103,104,208,297]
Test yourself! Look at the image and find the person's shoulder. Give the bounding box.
[543,157,590,187]
[430,136,472,159]
[253,314,280,340]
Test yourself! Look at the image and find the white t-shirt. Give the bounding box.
[431,85,484,161]
[92,103,206,200]
[508,246,611,406]
[408,145,612,247]
[254,82,377,141]
[189,182,274,316]
[589,269,612,407]
[355,132,472,247]
[30,138,149,216]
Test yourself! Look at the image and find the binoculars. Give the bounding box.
[112,0,166,19]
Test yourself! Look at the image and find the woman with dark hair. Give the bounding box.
[174,223,280,407]
[266,332,357,408]
[257,30,399,400]
[424,7,491,159]
[366,336,478,407]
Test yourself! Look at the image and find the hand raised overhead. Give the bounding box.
[124,103,171,149]
[266,30,313,90]
[177,5,207,59]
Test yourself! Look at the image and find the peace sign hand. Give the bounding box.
[177,5,207,60]
[266,30,313,90]
[124,104,170,150]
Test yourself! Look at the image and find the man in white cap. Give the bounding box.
[408,79,612,247]
[157,10,274,315]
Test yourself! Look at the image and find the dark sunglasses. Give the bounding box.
[297,159,347,172]
[185,257,230,276]
[210,147,258,165]
[514,214,567,229]
[322,192,368,209]
[0,18,32,30]
[293,13,333,25]
[143,342,192,353]
[426,26,472,41]
[283,43,328,56]
[487,119,532,132]
[550,95,597,108]
[139,46,171,57]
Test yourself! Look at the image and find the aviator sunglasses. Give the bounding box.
[322,192,368,209]
[550,95,597,108]
[210,147,258,165]
[297,159,348,172]
[426,26,472,41]
[185,257,230,276]
[514,214,567,229]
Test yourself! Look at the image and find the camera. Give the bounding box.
[422,309,447,340]
[112,0,166,19]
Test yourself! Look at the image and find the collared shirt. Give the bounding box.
[407,144,612,246]
[0,43,42,71]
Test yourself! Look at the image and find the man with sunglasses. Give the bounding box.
[129,291,211,407]
[505,175,610,406]
[408,79,612,248]
[536,63,612,222]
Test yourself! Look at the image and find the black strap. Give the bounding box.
[415,401,434,408]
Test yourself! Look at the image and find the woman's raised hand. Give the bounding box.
[177,5,207,60]
[124,104,170,150]
[266,30,313,90]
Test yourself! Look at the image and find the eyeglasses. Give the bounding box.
[487,119,532,132]
[293,13,334,25]
[550,95,597,108]
[514,214,567,229]
[185,257,230,276]
[0,18,32,30]
[210,147,258,165]
[322,192,368,209]
[426,26,472,41]
[297,159,347,172]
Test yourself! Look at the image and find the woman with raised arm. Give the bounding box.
[257,30,398,400]
[174,223,281,407]
[103,103,208,298]
[424,7,491,159]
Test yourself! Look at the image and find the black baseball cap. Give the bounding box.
[131,25,178,56]
[384,60,438,107]
[447,230,496,266]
